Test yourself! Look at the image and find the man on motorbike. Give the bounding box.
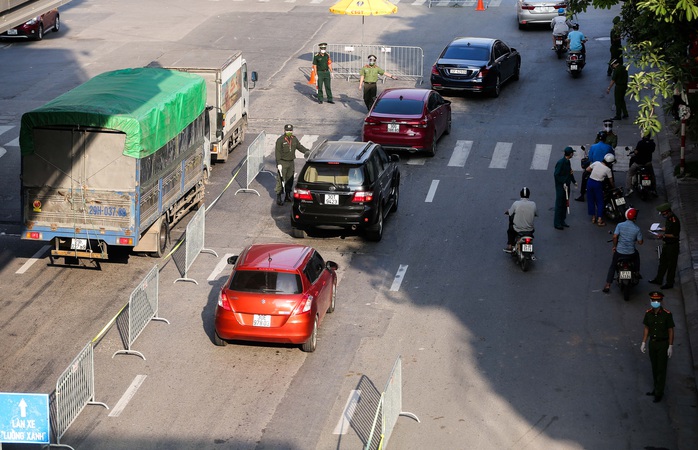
[603,207,643,293]
[551,9,572,50]
[626,134,657,196]
[566,23,587,55]
[504,187,537,253]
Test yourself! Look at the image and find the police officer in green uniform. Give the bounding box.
[312,43,334,104]
[275,124,310,206]
[640,291,675,403]
[358,55,396,111]
[649,203,681,289]
[607,59,629,119]
[608,16,622,76]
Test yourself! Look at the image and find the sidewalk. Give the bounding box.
[656,115,698,447]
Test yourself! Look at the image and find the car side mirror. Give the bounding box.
[227,255,239,265]
[326,261,339,271]
[250,71,258,88]
[390,154,400,162]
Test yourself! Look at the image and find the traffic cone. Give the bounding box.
[476,0,485,11]
[308,67,316,85]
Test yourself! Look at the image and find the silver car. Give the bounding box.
[516,1,567,29]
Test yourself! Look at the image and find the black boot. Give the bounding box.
[285,193,292,203]
[276,194,283,206]
[575,195,585,202]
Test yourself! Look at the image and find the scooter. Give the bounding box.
[625,146,654,201]
[567,51,585,77]
[554,33,568,59]
[603,182,628,222]
[511,233,534,272]
[615,254,640,301]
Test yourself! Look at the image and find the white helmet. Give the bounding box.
[604,153,616,164]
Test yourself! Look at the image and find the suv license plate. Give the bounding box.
[325,194,339,205]
[619,271,632,280]
[70,239,87,250]
[521,244,533,252]
[615,197,626,206]
[387,123,400,133]
[253,314,271,327]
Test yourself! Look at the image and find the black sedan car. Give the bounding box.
[430,37,521,97]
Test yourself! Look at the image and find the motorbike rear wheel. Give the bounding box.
[520,257,529,272]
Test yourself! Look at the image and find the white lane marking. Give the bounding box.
[108,375,147,417]
[530,144,552,170]
[390,265,408,291]
[448,140,473,167]
[411,0,427,5]
[339,135,358,141]
[208,253,234,281]
[333,390,361,434]
[16,245,50,274]
[299,135,320,155]
[5,137,18,147]
[0,125,12,137]
[0,147,5,159]
[489,142,512,169]
[407,157,427,165]
[425,180,439,202]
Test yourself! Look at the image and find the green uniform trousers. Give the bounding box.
[614,85,628,118]
[554,183,568,227]
[648,339,670,396]
[656,242,679,285]
[317,71,333,102]
[275,160,294,195]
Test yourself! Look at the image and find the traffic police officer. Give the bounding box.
[640,291,675,403]
[312,43,334,104]
[649,203,681,289]
[275,124,310,206]
[553,146,576,230]
[358,54,396,111]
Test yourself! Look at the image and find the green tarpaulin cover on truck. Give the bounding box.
[20,67,206,158]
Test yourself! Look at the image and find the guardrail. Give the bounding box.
[235,131,273,195]
[312,44,424,83]
[174,205,218,284]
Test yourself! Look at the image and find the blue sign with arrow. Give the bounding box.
[0,392,50,444]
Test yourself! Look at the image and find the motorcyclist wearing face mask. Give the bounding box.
[358,54,396,111]
[640,291,675,403]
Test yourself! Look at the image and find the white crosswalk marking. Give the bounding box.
[530,144,552,170]
[338,135,358,141]
[5,137,18,147]
[489,142,512,169]
[407,157,427,165]
[412,0,427,5]
[425,180,439,202]
[0,125,12,137]
[0,148,6,159]
[448,140,472,167]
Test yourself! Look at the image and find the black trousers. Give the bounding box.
[363,82,378,110]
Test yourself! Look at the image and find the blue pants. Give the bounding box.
[587,179,604,219]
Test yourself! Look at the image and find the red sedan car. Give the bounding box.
[361,88,451,156]
[214,243,338,352]
[1,9,60,40]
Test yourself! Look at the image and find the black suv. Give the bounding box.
[291,141,400,241]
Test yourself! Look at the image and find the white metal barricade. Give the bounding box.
[313,44,424,83]
[236,131,273,195]
[174,206,218,284]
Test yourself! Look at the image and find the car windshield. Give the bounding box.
[229,270,301,294]
[372,98,424,115]
[442,45,490,61]
[302,164,364,187]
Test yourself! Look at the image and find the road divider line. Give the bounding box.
[16,245,50,274]
[530,144,552,170]
[390,265,408,291]
[489,142,512,169]
[333,390,361,435]
[208,253,235,281]
[425,180,439,203]
[448,140,473,167]
[108,375,147,417]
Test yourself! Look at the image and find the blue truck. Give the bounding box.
[19,67,209,262]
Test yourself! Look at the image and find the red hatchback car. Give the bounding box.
[1,9,60,40]
[362,88,451,156]
[214,243,338,352]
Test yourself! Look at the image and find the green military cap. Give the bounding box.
[319,42,327,48]
[563,146,575,155]
[284,124,293,131]
[656,203,672,212]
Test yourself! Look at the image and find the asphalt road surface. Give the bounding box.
[1,1,696,449]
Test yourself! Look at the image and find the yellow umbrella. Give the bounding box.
[329,0,398,44]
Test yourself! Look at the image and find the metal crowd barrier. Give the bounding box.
[313,44,424,83]
[54,343,108,449]
[365,356,420,450]
[113,264,169,360]
[174,205,218,284]
[235,131,272,195]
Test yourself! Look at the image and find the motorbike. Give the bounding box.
[511,232,535,272]
[566,51,585,77]
[554,33,568,59]
[603,181,628,222]
[614,252,640,301]
[625,146,654,201]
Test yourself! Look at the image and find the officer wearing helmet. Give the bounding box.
[603,207,643,293]
[504,187,537,253]
[586,152,615,226]
[275,124,310,206]
[550,8,572,50]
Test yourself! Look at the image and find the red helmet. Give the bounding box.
[625,208,638,220]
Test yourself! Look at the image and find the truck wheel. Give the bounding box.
[154,219,169,258]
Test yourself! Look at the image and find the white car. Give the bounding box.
[516,1,567,29]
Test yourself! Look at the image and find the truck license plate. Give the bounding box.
[253,314,271,327]
[521,244,533,252]
[387,123,400,133]
[325,194,339,205]
[615,197,626,206]
[70,239,87,250]
[619,271,632,280]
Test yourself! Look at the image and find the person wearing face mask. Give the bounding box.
[600,119,618,150]
[312,43,334,104]
[275,124,310,206]
[649,203,681,289]
[358,55,396,111]
[640,291,674,403]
